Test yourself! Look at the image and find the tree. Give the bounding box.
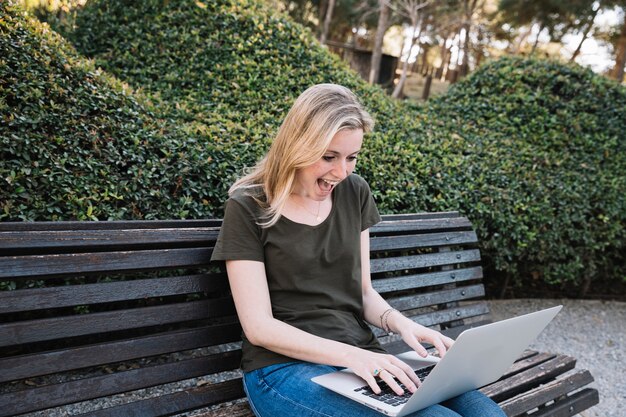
[369,0,391,83]
[320,0,337,44]
[389,0,431,98]
[612,10,626,81]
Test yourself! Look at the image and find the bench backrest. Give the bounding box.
[0,212,489,416]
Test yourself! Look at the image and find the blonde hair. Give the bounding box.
[230,83,374,227]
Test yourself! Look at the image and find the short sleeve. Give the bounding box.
[359,177,382,231]
[210,197,265,262]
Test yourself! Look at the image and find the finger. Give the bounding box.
[363,372,382,394]
[378,369,405,396]
[443,335,455,347]
[386,362,419,393]
[431,337,448,358]
[407,336,429,357]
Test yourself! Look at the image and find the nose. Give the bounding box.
[332,159,349,180]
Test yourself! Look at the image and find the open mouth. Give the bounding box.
[317,178,339,193]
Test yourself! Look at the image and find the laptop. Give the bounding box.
[312,305,562,416]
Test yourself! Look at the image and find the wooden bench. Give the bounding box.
[0,212,599,417]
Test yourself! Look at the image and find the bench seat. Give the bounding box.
[0,212,598,416]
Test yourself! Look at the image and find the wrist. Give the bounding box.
[387,309,410,334]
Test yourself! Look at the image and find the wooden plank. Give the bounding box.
[380,212,460,221]
[0,351,242,417]
[0,323,242,383]
[499,370,595,416]
[372,302,490,337]
[0,220,223,232]
[370,249,481,274]
[387,284,485,311]
[370,231,478,252]
[83,378,245,417]
[0,228,220,252]
[371,217,472,235]
[0,274,228,314]
[372,266,483,293]
[499,352,555,380]
[200,401,254,417]
[480,355,577,403]
[0,298,235,347]
[0,247,213,279]
[527,388,599,417]
[0,212,458,233]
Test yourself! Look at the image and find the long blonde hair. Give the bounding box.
[230,83,374,227]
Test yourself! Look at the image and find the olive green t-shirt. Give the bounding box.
[211,174,385,372]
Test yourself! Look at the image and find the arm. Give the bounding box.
[360,229,455,358]
[226,259,419,395]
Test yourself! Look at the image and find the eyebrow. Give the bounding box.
[325,150,361,156]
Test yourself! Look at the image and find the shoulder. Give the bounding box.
[338,174,373,196]
[226,187,266,219]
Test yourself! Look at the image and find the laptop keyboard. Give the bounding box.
[353,365,435,407]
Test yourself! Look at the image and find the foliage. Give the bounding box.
[1,0,625,294]
[421,57,626,289]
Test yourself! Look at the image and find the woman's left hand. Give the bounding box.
[392,313,455,358]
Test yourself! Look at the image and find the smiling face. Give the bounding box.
[292,128,364,201]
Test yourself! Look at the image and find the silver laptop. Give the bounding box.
[312,306,562,416]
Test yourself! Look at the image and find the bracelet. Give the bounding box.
[379,308,398,335]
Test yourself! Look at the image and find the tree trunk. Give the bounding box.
[570,4,599,62]
[512,26,531,54]
[530,22,544,55]
[612,12,626,83]
[320,0,336,45]
[435,33,451,80]
[369,0,390,84]
[392,23,421,99]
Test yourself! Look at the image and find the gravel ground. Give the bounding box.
[487,299,626,417]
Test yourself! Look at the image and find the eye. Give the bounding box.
[322,156,334,162]
[347,156,358,162]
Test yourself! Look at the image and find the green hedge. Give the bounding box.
[422,59,626,292]
[1,0,625,295]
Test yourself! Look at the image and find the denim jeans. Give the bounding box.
[243,362,506,417]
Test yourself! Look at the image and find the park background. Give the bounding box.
[2,0,624,299]
[1,1,625,416]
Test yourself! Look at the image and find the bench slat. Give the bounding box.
[387,284,485,311]
[480,355,577,403]
[498,352,555,380]
[0,351,242,417]
[199,401,255,417]
[372,302,490,337]
[371,249,481,274]
[0,220,223,232]
[370,231,478,252]
[82,379,246,417]
[380,212,460,221]
[0,298,236,346]
[529,388,599,417]
[0,228,220,253]
[372,266,483,293]
[499,370,594,416]
[0,324,241,383]
[0,247,213,279]
[0,274,228,313]
[370,217,472,235]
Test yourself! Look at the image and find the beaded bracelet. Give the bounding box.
[379,308,398,335]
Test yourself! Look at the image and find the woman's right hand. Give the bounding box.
[344,348,421,396]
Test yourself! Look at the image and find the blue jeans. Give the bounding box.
[243,362,506,417]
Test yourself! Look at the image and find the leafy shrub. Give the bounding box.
[421,58,626,293]
[2,0,624,295]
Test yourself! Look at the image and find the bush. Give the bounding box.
[2,0,624,295]
[421,58,626,293]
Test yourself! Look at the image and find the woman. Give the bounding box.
[211,84,505,417]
